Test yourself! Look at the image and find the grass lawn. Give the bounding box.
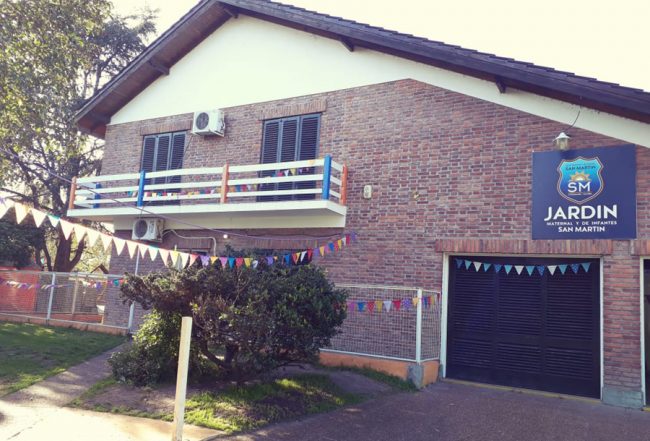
[0,322,125,396]
[71,373,365,433]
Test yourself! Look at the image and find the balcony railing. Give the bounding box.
[67,155,348,229]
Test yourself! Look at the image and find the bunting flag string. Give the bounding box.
[346,292,441,313]
[0,198,357,274]
[0,276,125,292]
[454,258,592,276]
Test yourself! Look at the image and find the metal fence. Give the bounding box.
[322,283,442,363]
[0,269,129,332]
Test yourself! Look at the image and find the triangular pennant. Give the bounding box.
[266,256,274,265]
[547,265,557,275]
[159,248,170,265]
[210,256,218,265]
[525,265,535,276]
[347,301,355,312]
[411,297,419,307]
[464,260,472,270]
[319,246,326,257]
[375,300,383,312]
[48,214,60,227]
[504,264,513,274]
[31,208,47,227]
[59,220,74,240]
[581,262,591,272]
[570,263,580,274]
[483,263,492,271]
[100,233,113,252]
[113,237,126,256]
[252,260,259,269]
[536,265,546,276]
[200,255,210,267]
[14,203,29,224]
[515,265,524,275]
[292,253,299,264]
[493,264,502,273]
[300,251,307,262]
[473,261,482,271]
[345,234,351,245]
[244,257,252,268]
[392,299,401,311]
[337,239,343,249]
[383,300,392,312]
[219,257,228,268]
[355,302,365,312]
[351,232,357,242]
[284,254,291,264]
[0,204,8,220]
[138,243,149,259]
[73,224,87,242]
[558,264,568,274]
[148,246,159,261]
[455,258,463,268]
[328,242,335,252]
[189,254,199,266]
[228,257,235,268]
[126,241,138,259]
[180,252,190,267]
[307,249,313,260]
[85,228,100,247]
[170,250,180,265]
[235,257,244,268]
[402,299,412,310]
[367,301,375,312]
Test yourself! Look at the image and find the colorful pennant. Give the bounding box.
[454,258,592,275]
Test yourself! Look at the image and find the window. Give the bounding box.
[141,131,185,205]
[259,114,320,201]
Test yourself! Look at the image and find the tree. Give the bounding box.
[116,260,348,384]
[0,0,156,271]
[0,208,44,268]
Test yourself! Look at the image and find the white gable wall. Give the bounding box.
[111,16,650,147]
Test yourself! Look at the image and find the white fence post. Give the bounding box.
[171,316,193,441]
[70,274,79,316]
[46,273,56,322]
[415,288,423,364]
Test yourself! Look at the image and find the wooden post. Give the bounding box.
[70,274,79,319]
[220,163,229,204]
[68,177,77,210]
[136,170,146,207]
[171,316,193,441]
[321,155,332,200]
[340,164,348,205]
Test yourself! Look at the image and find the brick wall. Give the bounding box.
[102,79,649,402]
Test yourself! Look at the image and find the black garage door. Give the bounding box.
[446,256,600,398]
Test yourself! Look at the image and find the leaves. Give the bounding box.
[0,0,156,270]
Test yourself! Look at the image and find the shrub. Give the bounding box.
[108,310,204,386]
[118,260,347,384]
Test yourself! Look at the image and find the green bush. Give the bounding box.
[108,311,204,386]
[117,259,347,384]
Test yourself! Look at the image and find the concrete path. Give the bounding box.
[214,381,650,441]
[0,345,217,441]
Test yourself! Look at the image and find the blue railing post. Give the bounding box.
[92,183,102,209]
[321,155,332,200]
[137,170,146,207]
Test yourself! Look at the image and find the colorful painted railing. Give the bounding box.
[69,155,347,210]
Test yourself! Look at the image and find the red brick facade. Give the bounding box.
[101,79,648,406]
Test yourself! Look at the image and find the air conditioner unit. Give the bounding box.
[192,109,225,136]
[132,219,164,242]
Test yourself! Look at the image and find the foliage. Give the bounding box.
[108,311,206,386]
[0,0,156,271]
[0,209,44,267]
[118,260,347,384]
[0,322,124,396]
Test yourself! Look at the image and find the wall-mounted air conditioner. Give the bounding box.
[192,109,225,136]
[132,218,164,242]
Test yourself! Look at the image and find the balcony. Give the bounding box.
[67,156,348,230]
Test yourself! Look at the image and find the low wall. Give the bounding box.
[0,313,127,336]
[319,351,439,388]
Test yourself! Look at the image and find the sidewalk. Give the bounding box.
[0,345,217,441]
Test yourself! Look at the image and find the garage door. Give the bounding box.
[446,256,600,398]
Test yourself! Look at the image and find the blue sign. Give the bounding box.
[532,145,636,239]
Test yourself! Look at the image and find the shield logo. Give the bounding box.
[556,156,604,204]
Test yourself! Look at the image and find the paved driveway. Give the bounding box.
[215,381,650,441]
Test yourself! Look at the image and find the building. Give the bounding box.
[69,0,650,408]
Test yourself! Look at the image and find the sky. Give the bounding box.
[112,0,650,93]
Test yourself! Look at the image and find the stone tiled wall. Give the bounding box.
[102,79,649,404]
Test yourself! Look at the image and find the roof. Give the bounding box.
[76,0,650,138]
